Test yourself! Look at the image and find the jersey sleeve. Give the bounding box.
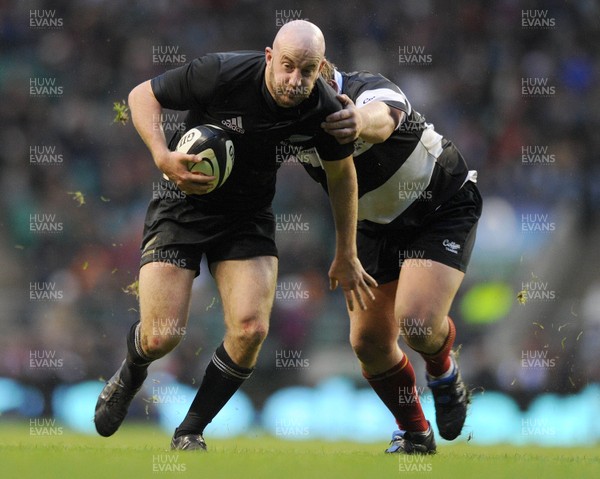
[314,129,354,161]
[312,78,355,161]
[150,54,221,110]
[343,71,411,128]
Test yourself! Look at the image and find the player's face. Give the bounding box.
[265,46,323,108]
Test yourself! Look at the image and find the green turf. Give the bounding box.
[1,422,599,479]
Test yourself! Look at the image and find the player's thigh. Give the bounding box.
[211,256,278,329]
[395,259,464,327]
[349,280,399,347]
[138,262,196,336]
[394,181,480,326]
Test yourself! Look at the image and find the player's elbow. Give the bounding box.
[128,80,154,110]
[360,129,393,144]
[363,118,396,144]
[128,83,141,105]
[358,104,399,143]
[323,156,355,183]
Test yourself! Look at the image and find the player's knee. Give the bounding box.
[142,332,184,358]
[350,332,395,364]
[397,310,438,351]
[231,316,269,350]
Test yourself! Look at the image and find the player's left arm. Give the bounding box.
[322,156,377,311]
[321,94,403,144]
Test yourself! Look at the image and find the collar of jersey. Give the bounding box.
[333,69,344,94]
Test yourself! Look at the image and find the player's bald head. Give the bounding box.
[273,20,325,58]
[265,20,327,108]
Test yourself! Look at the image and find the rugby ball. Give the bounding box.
[176,124,235,193]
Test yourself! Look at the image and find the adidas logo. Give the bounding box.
[221,116,245,134]
[442,239,461,254]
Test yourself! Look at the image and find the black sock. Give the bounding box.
[121,321,152,388]
[175,343,253,437]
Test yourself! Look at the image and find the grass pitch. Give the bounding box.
[1,422,599,479]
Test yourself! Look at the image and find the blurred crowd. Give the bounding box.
[0,0,599,415]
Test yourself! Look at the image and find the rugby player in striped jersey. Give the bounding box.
[306,60,483,453]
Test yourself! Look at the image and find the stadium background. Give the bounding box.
[0,0,599,446]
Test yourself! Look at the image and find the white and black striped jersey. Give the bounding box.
[150,51,354,213]
[301,70,477,228]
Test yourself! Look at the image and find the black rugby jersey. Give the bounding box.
[301,70,477,228]
[150,51,353,213]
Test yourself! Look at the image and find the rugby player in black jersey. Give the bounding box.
[94,21,376,451]
[310,61,483,454]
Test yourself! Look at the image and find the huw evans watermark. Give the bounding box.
[150,249,188,269]
[521,418,556,436]
[519,280,556,302]
[276,213,310,232]
[521,78,555,97]
[521,146,555,166]
[30,77,63,97]
[276,281,309,301]
[521,213,555,232]
[521,350,556,369]
[398,45,432,66]
[398,454,433,472]
[275,10,308,26]
[29,10,63,29]
[29,214,63,233]
[152,181,186,200]
[153,113,186,133]
[29,145,63,165]
[151,385,187,404]
[29,418,63,436]
[275,350,309,369]
[152,317,186,337]
[400,250,433,268]
[152,45,186,65]
[275,142,305,166]
[399,181,432,201]
[398,317,433,337]
[30,282,63,301]
[29,350,63,369]
[275,418,309,437]
[521,10,555,29]
[152,454,186,473]
[398,385,432,405]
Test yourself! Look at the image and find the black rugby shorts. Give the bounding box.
[357,181,482,284]
[139,180,277,276]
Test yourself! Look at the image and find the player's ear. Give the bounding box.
[265,47,273,63]
[317,58,326,73]
[328,79,339,92]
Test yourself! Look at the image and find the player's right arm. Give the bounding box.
[130,55,224,195]
[322,71,408,145]
[129,80,215,195]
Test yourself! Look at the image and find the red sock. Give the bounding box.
[420,316,456,377]
[363,354,429,432]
